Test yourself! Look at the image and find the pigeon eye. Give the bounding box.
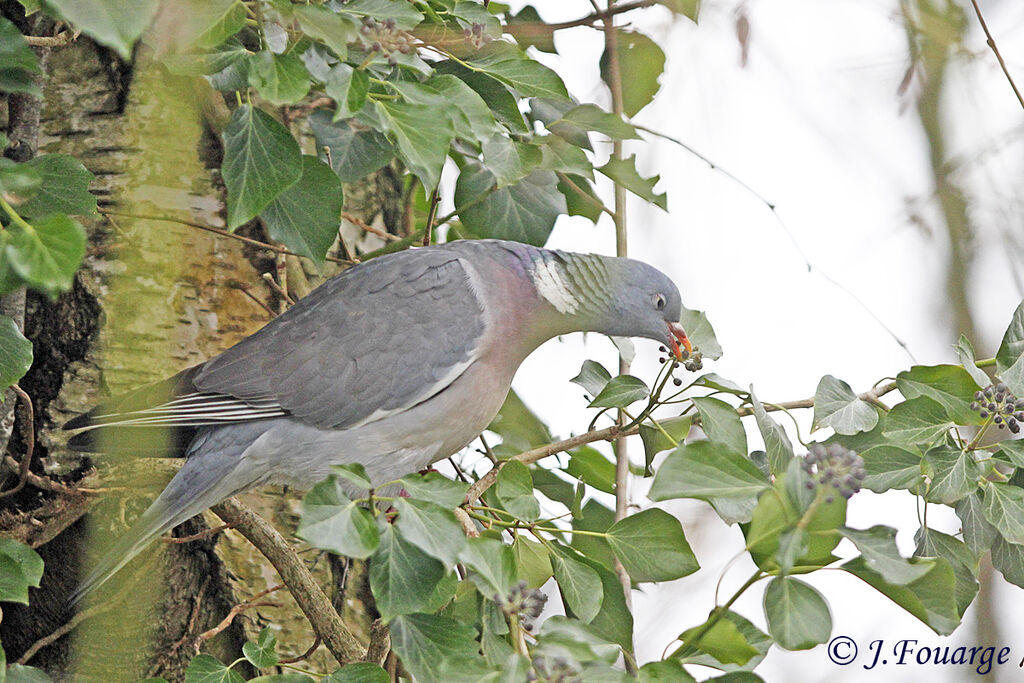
[652,293,666,311]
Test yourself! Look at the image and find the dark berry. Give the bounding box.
[997,383,1008,393]
[980,410,989,418]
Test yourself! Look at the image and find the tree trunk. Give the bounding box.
[0,17,401,680]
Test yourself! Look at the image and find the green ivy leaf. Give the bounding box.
[639,416,692,475]
[639,660,697,683]
[678,307,723,360]
[882,396,955,445]
[914,527,978,617]
[243,627,279,669]
[0,538,43,604]
[763,577,832,650]
[982,482,1024,545]
[249,51,311,105]
[896,364,982,425]
[376,100,454,190]
[812,375,878,435]
[589,374,649,408]
[657,0,702,22]
[606,508,699,582]
[17,154,97,219]
[955,491,997,554]
[495,460,540,521]
[571,498,616,571]
[455,165,565,246]
[261,155,342,268]
[554,104,639,141]
[184,654,244,683]
[5,214,86,297]
[323,663,390,683]
[954,335,991,390]
[309,111,394,184]
[436,61,528,133]
[458,536,516,596]
[297,477,379,558]
[840,526,933,584]
[0,17,41,96]
[41,0,159,59]
[649,441,769,502]
[860,445,923,493]
[551,546,603,623]
[596,155,667,211]
[291,4,356,58]
[749,388,794,474]
[389,614,479,682]
[537,136,594,179]
[600,30,665,117]
[370,524,447,620]
[842,555,960,635]
[329,463,372,490]
[427,74,501,144]
[0,315,32,391]
[995,300,1024,374]
[183,0,246,52]
[678,610,759,666]
[512,535,552,589]
[325,64,369,120]
[507,5,556,53]
[398,471,468,508]
[692,396,746,456]
[222,105,302,230]
[466,46,569,100]
[336,0,424,30]
[671,610,768,672]
[567,446,616,494]
[570,360,612,397]
[923,445,977,505]
[394,497,466,566]
[991,536,1024,589]
[557,173,604,223]
[482,136,543,188]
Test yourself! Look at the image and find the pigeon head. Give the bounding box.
[528,248,692,359]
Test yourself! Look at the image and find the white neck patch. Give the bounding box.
[533,258,579,314]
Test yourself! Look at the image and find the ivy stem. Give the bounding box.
[975,357,996,368]
[682,570,764,656]
[0,195,35,233]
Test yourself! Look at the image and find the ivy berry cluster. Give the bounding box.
[529,655,582,683]
[971,383,1024,434]
[802,444,866,503]
[464,22,494,49]
[495,579,547,631]
[359,17,414,64]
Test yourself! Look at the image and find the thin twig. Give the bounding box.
[23,30,77,48]
[342,212,401,242]
[280,635,323,664]
[228,281,277,319]
[635,123,917,363]
[211,498,366,665]
[0,384,33,499]
[2,455,99,496]
[99,209,354,265]
[18,604,103,664]
[969,0,1024,111]
[163,521,237,544]
[261,272,297,306]
[546,0,657,31]
[465,381,900,503]
[422,188,441,246]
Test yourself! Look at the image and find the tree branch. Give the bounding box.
[465,381,900,503]
[968,0,1024,111]
[211,498,366,666]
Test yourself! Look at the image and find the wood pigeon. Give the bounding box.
[66,238,691,600]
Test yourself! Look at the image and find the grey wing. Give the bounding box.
[193,247,487,429]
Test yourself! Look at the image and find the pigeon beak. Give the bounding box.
[667,322,692,360]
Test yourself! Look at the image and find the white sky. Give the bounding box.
[490,1,1024,680]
